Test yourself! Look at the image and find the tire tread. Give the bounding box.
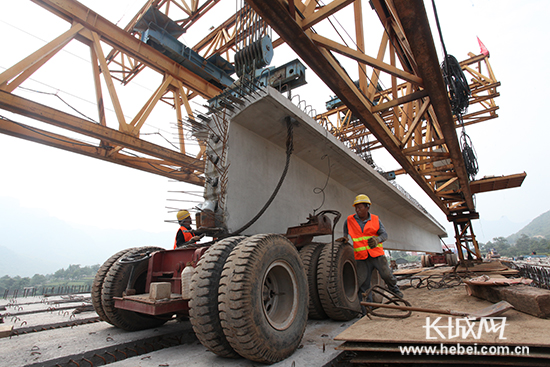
[189,236,245,358]
[101,246,166,331]
[299,243,328,319]
[317,242,360,321]
[219,234,308,364]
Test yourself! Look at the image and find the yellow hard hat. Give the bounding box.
[353,194,371,206]
[177,210,191,221]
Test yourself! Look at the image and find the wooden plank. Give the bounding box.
[335,286,550,346]
[465,284,550,318]
[455,261,508,273]
[349,352,550,366]
[0,324,13,339]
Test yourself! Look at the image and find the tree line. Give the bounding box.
[0,264,100,294]
[2,235,548,294]
[481,234,550,258]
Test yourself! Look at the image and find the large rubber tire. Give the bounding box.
[299,243,328,320]
[219,234,308,364]
[421,254,434,267]
[445,253,458,266]
[189,236,245,358]
[101,246,167,331]
[92,248,129,322]
[317,241,360,321]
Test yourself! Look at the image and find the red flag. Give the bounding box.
[477,37,489,56]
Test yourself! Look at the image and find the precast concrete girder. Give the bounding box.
[246,0,452,215]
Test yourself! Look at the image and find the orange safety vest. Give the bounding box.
[173,227,193,249]
[347,214,384,260]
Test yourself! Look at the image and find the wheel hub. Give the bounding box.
[262,260,298,330]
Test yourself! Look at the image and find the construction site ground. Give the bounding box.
[2,263,549,366]
[0,294,354,367]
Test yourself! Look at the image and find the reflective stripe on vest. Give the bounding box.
[173,227,193,249]
[347,214,383,259]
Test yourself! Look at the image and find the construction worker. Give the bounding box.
[174,210,200,249]
[343,194,403,313]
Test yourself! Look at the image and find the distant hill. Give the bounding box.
[507,209,550,243]
[0,197,174,277]
[473,216,529,243]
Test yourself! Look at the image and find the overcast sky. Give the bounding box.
[0,0,548,249]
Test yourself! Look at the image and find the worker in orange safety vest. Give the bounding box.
[174,210,199,249]
[343,194,402,314]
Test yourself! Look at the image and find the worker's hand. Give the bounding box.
[367,236,379,249]
[335,237,348,243]
[190,236,201,242]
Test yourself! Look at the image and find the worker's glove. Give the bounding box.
[367,236,379,249]
[335,237,348,244]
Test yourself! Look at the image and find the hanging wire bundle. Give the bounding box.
[432,0,479,181]
[441,55,470,117]
[460,126,479,180]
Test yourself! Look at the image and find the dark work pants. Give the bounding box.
[356,255,402,305]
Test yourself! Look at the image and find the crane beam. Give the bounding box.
[392,0,475,212]
[31,0,221,100]
[0,116,203,184]
[0,90,204,179]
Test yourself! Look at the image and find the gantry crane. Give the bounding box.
[0,0,524,259]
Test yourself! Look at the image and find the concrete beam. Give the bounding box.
[214,87,446,253]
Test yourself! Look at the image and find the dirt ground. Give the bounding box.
[336,273,550,347]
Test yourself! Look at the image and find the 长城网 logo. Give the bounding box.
[423,317,507,340]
